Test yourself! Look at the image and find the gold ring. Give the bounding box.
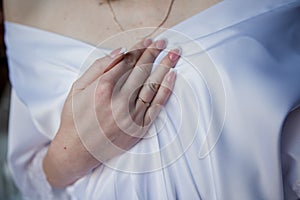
[137,97,150,107]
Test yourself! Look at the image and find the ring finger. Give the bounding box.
[135,48,181,112]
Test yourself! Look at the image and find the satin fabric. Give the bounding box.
[5,0,300,199]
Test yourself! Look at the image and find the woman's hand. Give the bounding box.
[43,39,180,188]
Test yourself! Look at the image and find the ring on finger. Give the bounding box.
[137,97,151,107]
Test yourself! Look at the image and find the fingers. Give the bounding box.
[134,48,180,126]
[136,49,180,107]
[103,39,152,84]
[122,39,167,93]
[73,47,126,91]
[143,70,177,126]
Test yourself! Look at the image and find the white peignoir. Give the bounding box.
[5,0,300,199]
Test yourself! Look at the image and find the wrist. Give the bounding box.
[43,127,100,188]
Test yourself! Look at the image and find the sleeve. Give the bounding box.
[7,90,71,200]
[281,107,300,199]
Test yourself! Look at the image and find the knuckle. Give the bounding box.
[162,84,171,92]
[71,80,84,92]
[161,86,171,97]
[96,78,114,95]
[147,48,160,58]
[155,87,171,105]
[136,65,151,76]
[94,58,104,66]
[71,80,79,90]
[124,53,136,66]
[147,81,160,93]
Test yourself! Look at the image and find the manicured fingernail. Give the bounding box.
[143,38,153,47]
[166,70,176,82]
[168,48,181,62]
[155,39,167,49]
[110,47,126,58]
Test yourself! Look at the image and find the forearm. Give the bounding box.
[8,91,72,199]
[43,39,178,188]
[43,126,100,188]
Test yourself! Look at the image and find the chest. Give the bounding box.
[5,0,220,46]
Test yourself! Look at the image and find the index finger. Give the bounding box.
[73,47,126,91]
[103,38,153,85]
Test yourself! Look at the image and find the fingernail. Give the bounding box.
[166,70,176,82]
[143,38,153,47]
[110,47,126,58]
[155,39,167,49]
[168,48,181,62]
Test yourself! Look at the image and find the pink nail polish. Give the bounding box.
[110,47,126,58]
[168,49,181,62]
[155,39,167,49]
[144,38,153,47]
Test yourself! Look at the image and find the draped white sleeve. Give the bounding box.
[8,90,72,199]
[5,0,300,199]
[5,20,99,199]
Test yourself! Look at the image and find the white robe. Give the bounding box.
[5,0,300,199]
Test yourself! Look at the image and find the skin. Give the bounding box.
[3,0,220,47]
[44,39,180,188]
[3,0,221,188]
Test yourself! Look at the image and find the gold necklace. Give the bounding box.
[107,0,175,37]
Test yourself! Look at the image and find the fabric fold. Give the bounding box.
[6,0,300,199]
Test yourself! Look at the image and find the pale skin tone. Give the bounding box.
[4,0,221,188]
[44,39,180,187]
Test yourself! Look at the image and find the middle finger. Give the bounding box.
[121,39,167,94]
[104,38,152,85]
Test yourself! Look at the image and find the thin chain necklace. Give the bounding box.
[107,0,175,37]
